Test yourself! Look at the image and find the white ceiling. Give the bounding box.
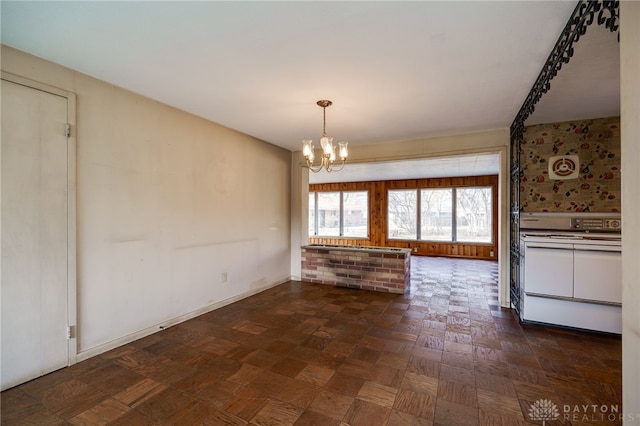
[1,1,619,183]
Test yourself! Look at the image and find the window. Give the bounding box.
[388,186,492,243]
[309,191,368,238]
[316,192,340,236]
[421,189,452,241]
[342,191,369,237]
[456,187,492,242]
[388,190,417,240]
[308,193,316,236]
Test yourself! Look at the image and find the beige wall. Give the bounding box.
[291,129,511,306]
[621,0,640,421]
[1,46,292,359]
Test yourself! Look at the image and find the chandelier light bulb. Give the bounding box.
[338,142,348,160]
[302,139,314,158]
[321,137,334,155]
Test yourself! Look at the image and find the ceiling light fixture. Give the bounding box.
[302,100,348,173]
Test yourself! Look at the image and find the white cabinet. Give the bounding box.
[523,243,574,298]
[573,246,622,303]
[521,236,621,334]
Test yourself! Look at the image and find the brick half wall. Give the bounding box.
[301,245,411,294]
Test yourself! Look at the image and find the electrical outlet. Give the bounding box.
[413,247,418,253]
[221,272,228,283]
[490,250,495,257]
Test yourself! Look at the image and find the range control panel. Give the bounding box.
[571,217,621,232]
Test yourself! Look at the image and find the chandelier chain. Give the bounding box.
[322,106,327,138]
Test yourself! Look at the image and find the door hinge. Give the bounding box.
[65,123,71,137]
[66,326,74,340]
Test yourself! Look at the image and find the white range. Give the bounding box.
[519,212,622,334]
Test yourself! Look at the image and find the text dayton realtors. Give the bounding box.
[563,404,639,423]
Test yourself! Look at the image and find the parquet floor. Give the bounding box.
[2,257,622,425]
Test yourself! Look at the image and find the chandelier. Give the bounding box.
[302,100,348,173]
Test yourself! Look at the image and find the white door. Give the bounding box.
[1,79,71,390]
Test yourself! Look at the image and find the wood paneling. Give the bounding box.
[310,175,498,261]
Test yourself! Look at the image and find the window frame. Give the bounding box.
[420,187,453,242]
[309,190,369,239]
[454,186,493,243]
[387,189,418,241]
[386,185,494,244]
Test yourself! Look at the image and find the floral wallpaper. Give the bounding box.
[521,116,621,212]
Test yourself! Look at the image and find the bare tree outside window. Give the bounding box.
[388,190,417,240]
[421,189,452,241]
[386,186,492,243]
[342,191,368,238]
[456,187,491,242]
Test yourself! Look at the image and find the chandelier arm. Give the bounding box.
[306,154,330,173]
[306,162,325,173]
[326,158,347,172]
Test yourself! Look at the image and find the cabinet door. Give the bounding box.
[573,247,622,303]
[523,243,574,297]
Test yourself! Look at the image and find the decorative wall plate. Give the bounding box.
[548,155,580,180]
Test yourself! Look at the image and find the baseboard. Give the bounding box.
[75,276,291,362]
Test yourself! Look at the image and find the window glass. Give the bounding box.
[421,189,452,241]
[388,190,417,240]
[316,192,341,236]
[342,191,368,238]
[456,187,492,242]
[309,193,316,236]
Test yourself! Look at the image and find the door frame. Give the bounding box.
[1,71,78,368]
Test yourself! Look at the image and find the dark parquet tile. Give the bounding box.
[344,398,392,426]
[276,380,320,410]
[223,387,269,421]
[134,387,200,423]
[393,388,437,419]
[433,399,479,426]
[197,379,243,409]
[437,379,477,407]
[68,398,131,425]
[40,378,108,419]
[308,390,354,421]
[294,409,341,426]
[388,410,434,426]
[250,399,303,426]
[113,377,167,408]
[1,257,622,425]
